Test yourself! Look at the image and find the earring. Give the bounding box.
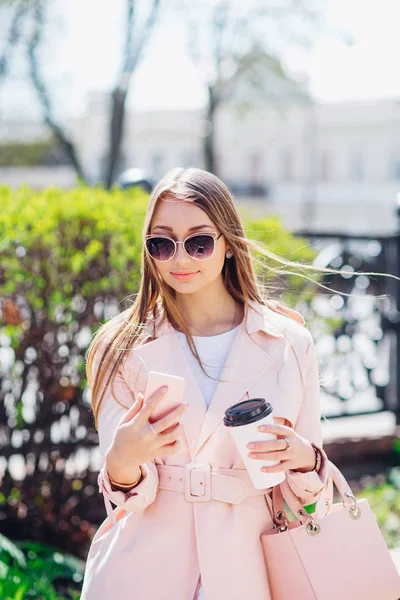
[226,250,233,259]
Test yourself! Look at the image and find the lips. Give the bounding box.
[170,271,199,281]
[171,272,197,275]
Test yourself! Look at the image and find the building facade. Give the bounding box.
[3,94,400,231]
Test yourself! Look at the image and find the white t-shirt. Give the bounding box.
[175,323,240,600]
[175,324,240,408]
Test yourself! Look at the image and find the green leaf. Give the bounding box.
[0,533,27,569]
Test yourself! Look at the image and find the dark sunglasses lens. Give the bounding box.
[146,237,175,261]
[184,235,215,260]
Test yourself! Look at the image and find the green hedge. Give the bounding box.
[0,533,83,600]
[0,184,319,560]
[0,184,317,313]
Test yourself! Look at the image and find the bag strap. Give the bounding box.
[266,458,356,526]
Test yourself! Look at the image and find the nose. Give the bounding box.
[174,241,192,265]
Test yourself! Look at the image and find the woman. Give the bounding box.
[81,167,332,600]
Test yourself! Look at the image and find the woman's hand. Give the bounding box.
[106,386,189,480]
[246,423,316,473]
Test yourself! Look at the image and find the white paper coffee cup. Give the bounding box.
[223,398,286,489]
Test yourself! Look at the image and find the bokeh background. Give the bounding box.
[1,0,400,597]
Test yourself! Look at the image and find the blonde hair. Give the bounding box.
[86,167,398,430]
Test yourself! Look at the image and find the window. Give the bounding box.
[249,151,262,184]
[389,154,400,180]
[282,149,294,181]
[349,150,364,181]
[247,151,265,195]
[320,150,331,181]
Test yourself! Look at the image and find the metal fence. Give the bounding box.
[293,229,400,426]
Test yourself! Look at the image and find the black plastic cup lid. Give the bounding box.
[223,398,272,427]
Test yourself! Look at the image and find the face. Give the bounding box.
[147,198,228,295]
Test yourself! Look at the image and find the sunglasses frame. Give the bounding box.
[145,231,223,262]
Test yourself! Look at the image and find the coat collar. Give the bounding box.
[132,300,300,459]
[151,299,288,340]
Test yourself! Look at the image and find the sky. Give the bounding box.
[304,0,400,102]
[1,0,400,120]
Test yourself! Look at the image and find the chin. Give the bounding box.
[165,277,203,294]
[169,281,201,294]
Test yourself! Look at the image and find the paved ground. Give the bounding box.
[320,411,398,443]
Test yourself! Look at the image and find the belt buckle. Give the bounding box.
[185,462,211,502]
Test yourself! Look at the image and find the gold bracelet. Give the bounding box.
[107,467,143,490]
[311,443,322,473]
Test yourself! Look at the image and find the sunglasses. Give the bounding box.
[145,232,223,262]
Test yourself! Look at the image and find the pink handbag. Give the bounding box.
[261,459,400,600]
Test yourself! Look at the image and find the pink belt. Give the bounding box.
[157,462,271,504]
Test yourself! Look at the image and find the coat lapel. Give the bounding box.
[193,322,274,455]
[131,301,286,459]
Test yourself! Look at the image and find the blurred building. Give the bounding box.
[2,94,400,232]
[75,93,400,201]
[72,93,400,232]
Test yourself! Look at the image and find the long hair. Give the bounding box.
[86,167,397,430]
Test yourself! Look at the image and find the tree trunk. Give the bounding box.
[105,86,128,189]
[204,92,218,174]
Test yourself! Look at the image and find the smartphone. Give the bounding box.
[144,371,186,425]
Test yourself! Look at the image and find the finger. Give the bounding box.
[159,422,185,445]
[152,402,189,433]
[247,439,284,452]
[248,451,291,461]
[260,463,290,473]
[162,439,182,455]
[139,385,169,420]
[257,423,294,435]
[119,392,144,425]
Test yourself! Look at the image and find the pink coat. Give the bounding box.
[81,300,330,600]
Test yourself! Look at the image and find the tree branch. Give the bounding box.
[104,0,160,189]
[0,0,28,83]
[26,0,87,182]
[127,0,160,73]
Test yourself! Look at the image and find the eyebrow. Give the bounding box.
[152,224,214,233]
